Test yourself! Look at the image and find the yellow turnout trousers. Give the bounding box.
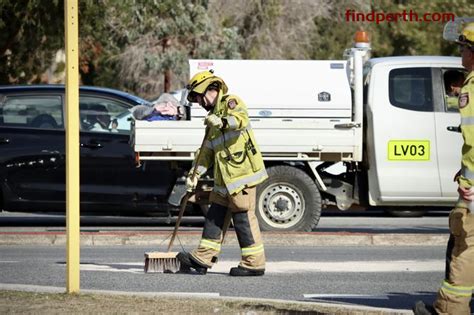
[434,207,474,315]
[190,186,265,270]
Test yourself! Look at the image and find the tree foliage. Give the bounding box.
[1,0,473,98]
[0,0,109,84]
[210,0,324,59]
[309,0,474,59]
[368,0,473,57]
[97,0,241,98]
[0,0,63,83]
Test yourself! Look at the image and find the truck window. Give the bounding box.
[389,68,433,112]
[442,69,466,112]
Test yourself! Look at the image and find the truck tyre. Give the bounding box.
[256,165,321,231]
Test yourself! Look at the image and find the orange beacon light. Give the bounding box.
[354,30,370,48]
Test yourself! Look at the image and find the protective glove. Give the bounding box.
[205,114,223,128]
[186,167,200,192]
[186,175,198,192]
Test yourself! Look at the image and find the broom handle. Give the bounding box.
[167,126,210,252]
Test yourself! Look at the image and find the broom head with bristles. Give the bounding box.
[144,251,180,273]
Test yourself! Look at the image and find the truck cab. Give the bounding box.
[364,56,464,207]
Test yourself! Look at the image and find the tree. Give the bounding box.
[0,0,240,98]
[99,0,242,99]
[309,0,474,60]
[3,0,470,98]
[209,0,325,60]
[310,1,364,60]
[0,0,64,84]
[367,0,473,57]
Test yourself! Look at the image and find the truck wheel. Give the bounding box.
[256,165,321,231]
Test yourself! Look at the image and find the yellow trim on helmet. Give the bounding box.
[458,22,474,46]
[186,70,228,102]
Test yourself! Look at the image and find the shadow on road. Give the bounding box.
[0,209,450,234]
[0,213,204,228]
[316,226,449,234]
[304,292,473,312]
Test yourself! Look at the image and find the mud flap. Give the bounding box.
[168,180,212,207]
[168,181,188,207]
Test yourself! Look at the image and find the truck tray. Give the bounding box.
[132,119,362,162]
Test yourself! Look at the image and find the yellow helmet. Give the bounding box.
[186,70,228,102]
[457,22,474,47]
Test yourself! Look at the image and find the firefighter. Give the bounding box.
[414,22,474,315]
[177,70,268,276]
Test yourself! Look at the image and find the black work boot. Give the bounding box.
[176,252,208,275]
[229,265,265,277]
[413,301,437,315]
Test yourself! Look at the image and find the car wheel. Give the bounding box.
[256,165,321,232]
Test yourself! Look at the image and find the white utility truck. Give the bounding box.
[132,32,465,231]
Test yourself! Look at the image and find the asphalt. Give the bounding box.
[0,231,445,314]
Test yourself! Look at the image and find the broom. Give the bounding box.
[144,127,210,273]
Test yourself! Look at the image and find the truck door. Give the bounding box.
[434,68,465,200]
[367,66,441,204]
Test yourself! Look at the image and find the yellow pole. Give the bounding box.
[64,0,80,294]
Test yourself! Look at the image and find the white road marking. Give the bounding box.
[303,294,388,299]
[80,263,143,274]
[210,260,444,273]
[76,260,444,274]
[0,261,19,263]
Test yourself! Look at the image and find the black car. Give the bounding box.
[0,85,191,216]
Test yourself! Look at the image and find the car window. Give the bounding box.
[80,96,132,134]
[0,95,63,129]
[389,68,433,112]
[442,69,466,113]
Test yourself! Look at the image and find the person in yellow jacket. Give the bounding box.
[176,70,268,276]
[414,21,474,315]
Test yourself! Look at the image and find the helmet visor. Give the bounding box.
[443,17,474,43]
